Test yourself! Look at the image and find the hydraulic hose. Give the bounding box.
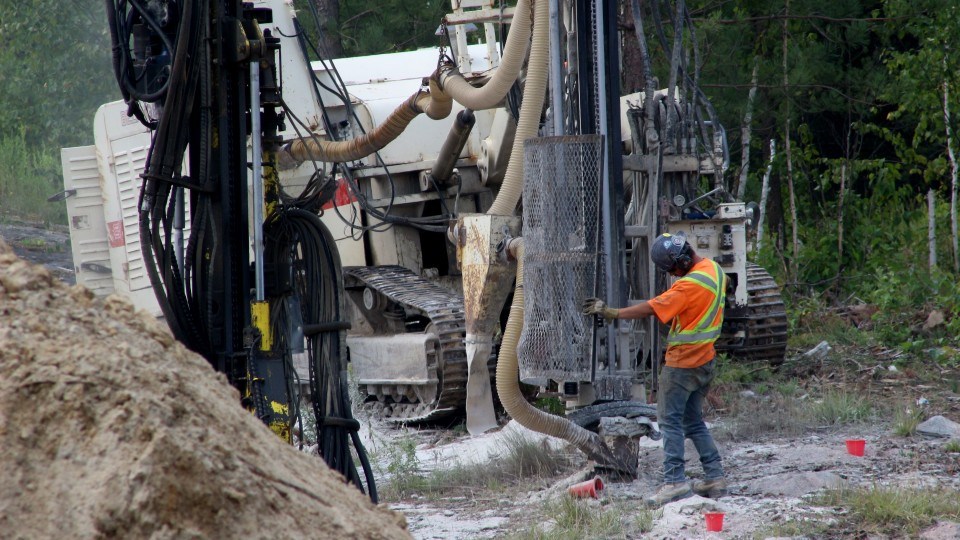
[286,78,452,163]
[486,0,549,216]
[438,0,533,111]
[497,239,616,465]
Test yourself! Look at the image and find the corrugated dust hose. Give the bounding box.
[498,239,618,466]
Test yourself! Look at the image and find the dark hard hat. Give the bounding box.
[650,232,692,273]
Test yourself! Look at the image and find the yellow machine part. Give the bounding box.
[269,401,291,442]
[251,301,271,351]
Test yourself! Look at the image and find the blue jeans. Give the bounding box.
[656,360,724,484]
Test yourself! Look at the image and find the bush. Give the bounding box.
[0,131,66,225]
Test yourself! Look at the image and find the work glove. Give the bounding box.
[581,297,619,321]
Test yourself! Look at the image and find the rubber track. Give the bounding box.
[716,263,788,365]
[345,266,483,423]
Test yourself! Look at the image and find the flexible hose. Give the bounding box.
[486,0,548,216]
[287,78,452,163]
[438,0,533,110]
[497,239,613,462]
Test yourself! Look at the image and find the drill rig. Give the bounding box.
[79,0,380,500]
[62,0,786,471]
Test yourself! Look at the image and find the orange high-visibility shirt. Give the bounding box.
[649,258,726,369]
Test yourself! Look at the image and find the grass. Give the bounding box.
[752,519,828,540]
[816,486,960,536]
[374,428,576,501]
[809,389,873,426]
[17,237,62,252]
[715,391,812,441]
[713,378,881,441]
[507,498,656,540]
[891,406,924,437]
[944,440,960,453]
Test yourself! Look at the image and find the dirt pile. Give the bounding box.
[0,239,410,539]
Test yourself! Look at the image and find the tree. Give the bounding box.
[0,1,116,148]
[336,0,449,56]
[882,0,960,273]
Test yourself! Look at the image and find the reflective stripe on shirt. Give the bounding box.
[667,260,726,346]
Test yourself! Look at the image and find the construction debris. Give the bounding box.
[0,239,410,539]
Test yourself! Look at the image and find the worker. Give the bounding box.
[582,232,727,507]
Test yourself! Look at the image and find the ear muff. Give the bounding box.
[673,244,693,273]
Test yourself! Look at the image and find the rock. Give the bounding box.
[916,416,960,438]
[672,495,726,515]
[802,341,831,360]
[740,390,757,399]
[747,471,845,497]
[922,310,945,330]
[920,521,960,540]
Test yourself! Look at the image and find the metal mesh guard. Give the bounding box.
[518,135,603,383]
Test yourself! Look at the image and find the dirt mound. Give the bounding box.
[0,239,409,539]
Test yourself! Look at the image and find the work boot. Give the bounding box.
[645,481,693,507]
[692,477,728,499]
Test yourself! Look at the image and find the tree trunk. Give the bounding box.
[836,122,851,291]
[942,66,959,272]
[757,139,776,253]
[837,159,846,276]
[311,0,343,58]
[929,189,938,271]
[736,57,760,200]
[620,0,646,95]
[782,0,798,279]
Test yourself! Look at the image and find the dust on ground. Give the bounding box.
[0,237,409,539]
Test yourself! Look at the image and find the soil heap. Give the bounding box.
[0,238,410,539]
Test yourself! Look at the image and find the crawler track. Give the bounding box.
[717,263,789,365]
[345,266,495,423]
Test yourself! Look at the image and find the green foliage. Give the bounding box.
[0,2,117,148]
[535,396,566,416]
[0,3,116,226]
[0,131,66,225]
[714,355,772,387]
[375,435,422,499]
[336,0,448,55]
[944,440,960,453]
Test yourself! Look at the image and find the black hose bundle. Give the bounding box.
[264,208,377,503]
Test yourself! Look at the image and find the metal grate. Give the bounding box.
[518,135,604,384]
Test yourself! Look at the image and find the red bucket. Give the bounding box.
[704,512,725,532]
[846,439,866,457]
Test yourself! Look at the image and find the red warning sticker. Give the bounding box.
[107,220,125,248]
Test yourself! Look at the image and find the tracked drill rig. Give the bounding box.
[62,0,786,474]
